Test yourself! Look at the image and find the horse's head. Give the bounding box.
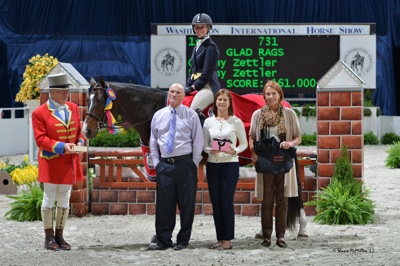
[81,78,109,139]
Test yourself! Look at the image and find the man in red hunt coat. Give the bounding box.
[32,73,85,251]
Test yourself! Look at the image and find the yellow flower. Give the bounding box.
[15,53,59,103]
[0,161,7,170]
[0,156,38,186]
[10,165,38,186]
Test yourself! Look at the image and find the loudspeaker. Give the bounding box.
[0,171,18,195]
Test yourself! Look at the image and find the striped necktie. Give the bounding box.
[166,109,176,154]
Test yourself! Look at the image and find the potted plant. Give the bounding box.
[15,53,59,104]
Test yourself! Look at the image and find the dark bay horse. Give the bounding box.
[82,78,308,237]
[82,78,166,146]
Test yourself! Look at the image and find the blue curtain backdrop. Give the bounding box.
[0,0,399,115]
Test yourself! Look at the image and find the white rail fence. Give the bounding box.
[0,107,29,156]
[1,106,400,158]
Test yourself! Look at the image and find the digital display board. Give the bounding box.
[186,35,340,97]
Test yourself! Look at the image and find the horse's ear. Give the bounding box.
[98,76,105,87]
[90,77,96,87]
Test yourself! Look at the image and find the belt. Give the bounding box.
[160,154,192,164]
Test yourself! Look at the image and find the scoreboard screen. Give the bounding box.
[186,35,340,97]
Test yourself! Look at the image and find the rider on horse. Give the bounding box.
[185,13,221,125]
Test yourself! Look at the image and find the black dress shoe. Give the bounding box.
[150,235,157,244]
[261,239,271,247]
[173,243,188,251]
[148,244,170,251]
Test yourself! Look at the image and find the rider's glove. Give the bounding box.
[184,85,195,96]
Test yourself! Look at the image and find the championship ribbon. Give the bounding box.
[104,88,117,134]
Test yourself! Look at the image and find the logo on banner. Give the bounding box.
[343,48,373,77]
[154,48,183,76]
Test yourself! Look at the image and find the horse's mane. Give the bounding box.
[108,82,166,95]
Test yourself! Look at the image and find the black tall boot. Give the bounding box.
[195,108,206,127]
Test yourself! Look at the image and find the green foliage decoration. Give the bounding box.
[385,141,400,169]
[363,108,372,116]
[381,133,400,145]
[364,89,374,107]
[300,133,316,146]
[4,183,43,221]
[305,145,375,224]
[332,146,355,186]
[310,179,374,224]
[301,103,316,121]
[364,131,379,145]
[89,128,140,147]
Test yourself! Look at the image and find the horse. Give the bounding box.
[82,78,166,146]
[82,78,308,237]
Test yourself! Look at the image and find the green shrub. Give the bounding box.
[364,131,379,145]
[305,145,375,224]
[300,133,316,146]
[89,128,140,147]
[364,89,374,107]
[332,146,356,187]
[308,179,374,224]
[301,104,316,121]
[364,108,372,116]
[5,183,43,221]
[385,141,400,169]
[381,133,400,145]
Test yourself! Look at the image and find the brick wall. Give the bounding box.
[91,168,262,216]
[316,91,363,189]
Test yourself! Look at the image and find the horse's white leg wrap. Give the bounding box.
[298,208,308,235]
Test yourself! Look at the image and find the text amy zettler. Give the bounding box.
[333,247,374,253]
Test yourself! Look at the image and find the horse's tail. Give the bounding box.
[286,156,303,233]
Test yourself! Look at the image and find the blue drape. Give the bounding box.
[0,0,399,115]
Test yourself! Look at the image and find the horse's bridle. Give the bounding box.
[86,87,108,131]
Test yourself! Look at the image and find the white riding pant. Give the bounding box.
[41,183,72,209]
[190,84,214,111]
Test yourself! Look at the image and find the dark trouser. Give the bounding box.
[207,162,239,241]
[261,173,288,239]
[155,156,198,247]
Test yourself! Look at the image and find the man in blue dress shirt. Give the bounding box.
[148,83,204,251]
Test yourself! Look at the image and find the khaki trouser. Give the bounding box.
[190,84,214,111]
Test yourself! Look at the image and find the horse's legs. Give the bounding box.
[298,208,308,237]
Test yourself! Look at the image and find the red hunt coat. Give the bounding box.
[32,100,85,184]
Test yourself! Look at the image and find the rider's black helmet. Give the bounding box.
[192,13,213,34]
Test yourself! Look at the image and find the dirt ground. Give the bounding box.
[0,145,399,265]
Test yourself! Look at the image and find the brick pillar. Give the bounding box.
[40,89,89,217]
[316,90,363,189]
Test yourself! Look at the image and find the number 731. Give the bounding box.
[258,36,278,46]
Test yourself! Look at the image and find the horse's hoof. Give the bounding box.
[297,233,309,238]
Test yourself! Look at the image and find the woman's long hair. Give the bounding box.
[212,89,234,117]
